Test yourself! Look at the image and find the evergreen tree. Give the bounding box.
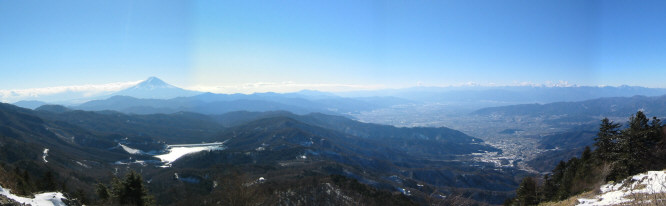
[515,177,539,206]
[123,171,148,206]
[14,167,29,195]
[594,118,620,162]
[618,111,652,176]
[110,176,124,203]
[40,170,56,191]
[542,161,566,201]
[650,117,666,169]
[581,146,591,162]
[541,174,556,202]
[22,170,30,184]
[557,157,578,200]
[646,117,663,169]
[74,189,88,204]
[96,182,110,202]
[572,146,595,194]
[109,171,153,206]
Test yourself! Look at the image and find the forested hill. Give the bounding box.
[0,102,522,205]
[507,111,666,205]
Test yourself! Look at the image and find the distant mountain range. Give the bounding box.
[14,77,413,115]
[77,83,666,116]
[473,95,666,118]
[10,77,199,108]
[12,100,49,110]
[69,93,410,116]
[10,77,666,114]
[339,85,666,108]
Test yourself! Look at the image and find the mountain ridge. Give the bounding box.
[8,77,666,112]
[0,102,523,204]
[108,77,201,99]
[473,94,666,117]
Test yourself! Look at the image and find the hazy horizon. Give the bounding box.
[4,76,666,104]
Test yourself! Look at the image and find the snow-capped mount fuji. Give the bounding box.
[132,76,175,89]
[110,77,201,99]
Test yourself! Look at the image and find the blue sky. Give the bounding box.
[1,0,665,93]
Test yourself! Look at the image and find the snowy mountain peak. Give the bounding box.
[133,77,174,89]
[107,77,201,99]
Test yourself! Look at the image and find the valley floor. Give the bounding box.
[353,105,575,174]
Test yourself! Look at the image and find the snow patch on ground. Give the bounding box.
[577,170,666,205]
[0,185,67,206]
[154,142,226,167]
[75,161,90,168]
[42,148,49,163]
[398,187,411,196]
[119,144,144,155]
[155,146,222,163]
[323,182,354,203]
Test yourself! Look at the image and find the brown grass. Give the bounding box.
[626,192,666,206]
[538,190,597,206]
[541,170,666,206]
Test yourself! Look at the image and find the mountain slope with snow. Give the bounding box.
[0,185,67,206]
[577,170,666,205]
[109,77,201,99]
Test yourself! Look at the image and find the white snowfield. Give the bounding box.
[0,185,67,206]
[42,148,49,163]
[154,142,226,166]
[578,170,666,205]
[119,144,144,155]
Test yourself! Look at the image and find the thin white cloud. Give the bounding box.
[418,80,581,88]
[0,80,141,103]
[190,80,583,95]
[0,79,587,103]
[512,80,577,87]
[185,82,386,94]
